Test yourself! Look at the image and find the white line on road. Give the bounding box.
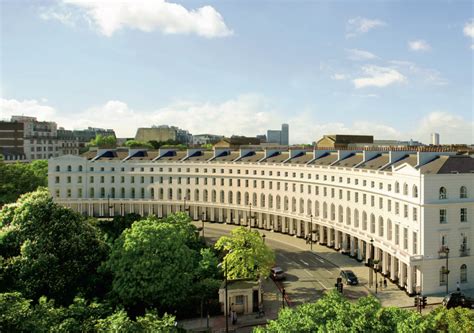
[315,257,324,263]
[300,259,309,266]
[304,269,330,290]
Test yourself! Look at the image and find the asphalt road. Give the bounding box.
[198,222,369,306]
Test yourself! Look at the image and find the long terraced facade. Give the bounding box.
[48,147,474,295]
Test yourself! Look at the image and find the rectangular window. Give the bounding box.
[67,189,71,198]
[355,192,359,203]
[395,202,400,215]
[131,176,135,184]
[413,208,418,221]
[460,208,467,222]
[67,176,71,183]
[371,196,375,207]
[387,199,391,212]
[89,176,94,183]
[440,209,447,224]
[78,188,82,198]
[363,194,367,205]
[100,176,104,183]
[55,176,60,184]
[404,205,408,218]
[111,176,115,183]
[121,176,125,183]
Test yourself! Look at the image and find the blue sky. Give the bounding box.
[1,0,473,143]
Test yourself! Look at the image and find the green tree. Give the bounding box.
[124,140,153,149]
[0,189,108,304]
[215,227,275,280]
[0,160,48,206]
[105,216,197,310]
[0,292,35,332]
[95,309,178,332]
[88,134,117,148]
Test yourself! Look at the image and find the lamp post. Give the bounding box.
[438,246,450,295]
[201,212,205,239]
[370,238,379,294]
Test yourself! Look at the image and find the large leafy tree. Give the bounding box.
[88,134,117,148]
[0,189,108,304]
[0,160,48,206]
[255,290,474,333]
[105,216,198,310]
[215,227,275,280]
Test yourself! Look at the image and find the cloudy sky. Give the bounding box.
[1,0,473,144]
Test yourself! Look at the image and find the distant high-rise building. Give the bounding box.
[281,123,289,145]
[266,124,289,145]
[431,133,440,145]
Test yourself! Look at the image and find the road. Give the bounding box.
[197,222,370,306]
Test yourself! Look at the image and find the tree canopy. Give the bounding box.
[105,215,199,310]
[0,160,48,206]
[124,140,153,149]
[255,290,474,333]
[0,189,108,304]
[215,227,275,280]
[88,134,117,148]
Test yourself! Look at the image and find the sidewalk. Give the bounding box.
[178,277,283,333]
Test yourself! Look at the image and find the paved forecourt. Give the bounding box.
[196,221,444,308]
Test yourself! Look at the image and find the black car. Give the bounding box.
[270,267,285,281]
[340,270,359,285]
[442,292,474,309]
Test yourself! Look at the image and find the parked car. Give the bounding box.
[340,270,359,285]
[270,267,285,280]
[442,292,474,309]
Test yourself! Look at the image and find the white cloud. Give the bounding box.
[415,111,474,144]
[389,60,448,86]
[346,48,377,61]
[346,17,386,37]
[463,20,474,38]
[463,20,474,49]
[408,39,431,51]
[43,0,233,38]
[353,65,406,89]
[2,97,472,144]
[0,98,57,121]
[331,73,347,80]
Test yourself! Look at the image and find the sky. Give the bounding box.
[0,0,473,144]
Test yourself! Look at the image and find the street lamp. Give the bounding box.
[438,246,450,295]
[201,212,206,239]
[370,238,379,294]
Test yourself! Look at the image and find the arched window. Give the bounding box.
[330,204,335,221]
[395,182,400,193]
[204,190,209,202]
[78,165,83,172]
[370,214,375,234]
[150,188,154,199]
[132,188,136,199]
[440,266,447,285]
[354,209,359,228]
[212,190,217,202]
[307,200,312,215]
[413,185,418,198]
[159,188,163,200]
[460,186,468,199]
[276,195,280,210]
[177,188,182,200]
[167,188,172,200]
[299,198,304,214]
[284,196,289,211]
[244,192,249,205]
[439,187,447,199]
[323,202,328,219]
[67,165,72,172]
[195,189,200,201]
[111,187,116,198]
[236,192,241,205]
[121,187,126,198]
[56,165,60,172]
[346,207,351,225]
[292,198,296,212]
[338,205,343,223]
[315,201,320,217]
[460,264,467,283]
[253,193,257,206]
[261,194,266,208]
[269,194,273,209]
[362,212,367,230]
[228,191,233,204]
[403,183,408,195]
[387,219,392,240]
[89,188,94,198]
[378,217,384,237]
[220,190,225,203]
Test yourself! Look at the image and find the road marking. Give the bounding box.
[304,269,330,290]
[316,257,324,263]
[300,259,309,266]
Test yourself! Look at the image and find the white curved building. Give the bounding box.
[48,147,474,295]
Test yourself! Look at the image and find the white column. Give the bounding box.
[382,251,389,275]
[406,265,414,294]
[390,255,397,281]
[350,236,355,257]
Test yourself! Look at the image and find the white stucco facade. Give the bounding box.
[48,147,474,295]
